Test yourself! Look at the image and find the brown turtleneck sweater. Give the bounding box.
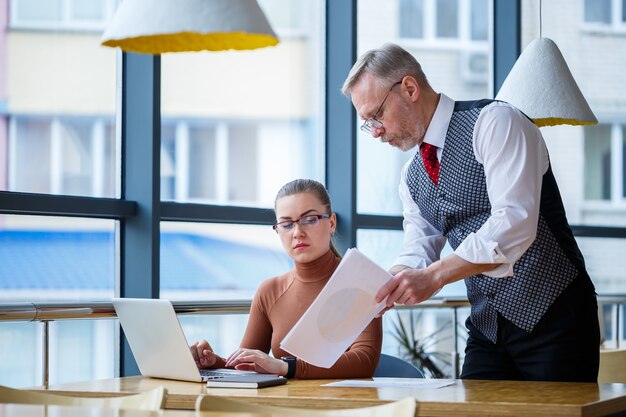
[212,249,382,379]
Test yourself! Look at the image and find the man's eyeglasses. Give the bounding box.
[360,80,402,134]
[273,214,331,234]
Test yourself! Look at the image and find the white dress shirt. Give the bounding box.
[393,94,550,278]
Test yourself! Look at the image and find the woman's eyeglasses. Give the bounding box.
[273,214,331,234]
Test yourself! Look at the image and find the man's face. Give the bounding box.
[350,72,422,152]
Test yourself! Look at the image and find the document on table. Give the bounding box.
[322,378,457,389]
[280,248,392,368]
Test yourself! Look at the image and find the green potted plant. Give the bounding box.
[388,309,462,378]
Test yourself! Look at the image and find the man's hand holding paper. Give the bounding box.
[376,266,442,308]
[280,248,391,368]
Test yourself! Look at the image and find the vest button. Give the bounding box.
[438,192,446,199]
[486,292,495,300]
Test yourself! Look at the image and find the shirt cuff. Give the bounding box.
[455,232,513,278]
[391,257,428,271]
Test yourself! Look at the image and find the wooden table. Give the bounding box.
[42,376,626,417]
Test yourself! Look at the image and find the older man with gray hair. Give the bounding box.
[343,42,599,382]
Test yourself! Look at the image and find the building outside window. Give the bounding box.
[10,0,115,31]
[0,0,324,386]
[357,0,491,376]
[583,0,626,31]
[9,116,116,196]
[520,0,626,233]
[521,0,626,347]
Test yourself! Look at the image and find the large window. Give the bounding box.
[2,0,624,387]
[9,116,116,196]
[160,1,325,209]
[356,0,491,216]
[356,0,491,374]
[4,0,118,197]
[160,222,292,301]
[158,1,325,307]
[399,0,488,42]
[0,214,116,387]
[1,0,118,387]
[522,0,626,294]
[0,215,116,302]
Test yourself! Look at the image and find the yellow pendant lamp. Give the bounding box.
[495,37,597,127]
[101,0,279,54]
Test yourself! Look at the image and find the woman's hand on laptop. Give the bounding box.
[225,348,288,376]
[190,340,218,369]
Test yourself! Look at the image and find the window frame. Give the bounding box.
[9,0,116,32]
[8,115,115,197]
[582,0,626,34]
[583,122,626,207]
[398,0,489,50]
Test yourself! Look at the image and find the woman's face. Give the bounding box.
[274,192,336,264]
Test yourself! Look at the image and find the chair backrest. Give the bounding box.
[196,395,416,417]
[598,348,626,383]
[374,354,424,378]
[0,385,166,411]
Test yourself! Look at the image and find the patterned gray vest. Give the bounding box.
[406,99,588,343]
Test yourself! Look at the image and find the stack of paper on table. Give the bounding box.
[280,248,392,368]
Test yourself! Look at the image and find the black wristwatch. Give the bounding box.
[281,356,296,379]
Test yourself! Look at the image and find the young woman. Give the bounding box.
[190,179,382,379]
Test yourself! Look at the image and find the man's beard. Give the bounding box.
[381,117,424,152]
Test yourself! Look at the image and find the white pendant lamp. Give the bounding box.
[495,37,597,127]
[101,0,279,54]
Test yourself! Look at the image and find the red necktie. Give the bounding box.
[421,142,440,185]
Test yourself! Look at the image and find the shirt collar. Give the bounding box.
[422,93,454,149]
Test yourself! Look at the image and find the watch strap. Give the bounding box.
[281,356,296,379]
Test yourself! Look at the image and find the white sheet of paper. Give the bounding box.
[280,248,391,368]
[322,378,457,389]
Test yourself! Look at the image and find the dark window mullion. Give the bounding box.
[326,0,358,253]
[119,51,160,377]
[160,202,275,225]
[493,0,521,95]
[0,191,136,219]
[356,214,403,230]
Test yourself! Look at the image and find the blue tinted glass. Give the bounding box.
[471,0,488,40]
[160,222,293,300]
[0,215,116,302]
[584,125,612,201]
[623,126,626,198]
[584,0,611,23]
[15,0,63,22]
[436,0,459,38]
[0,322,40,387]
[399,0,424,38]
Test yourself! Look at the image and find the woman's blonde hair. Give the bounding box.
[274,179,341,258]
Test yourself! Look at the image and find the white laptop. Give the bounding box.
[112,297,287,387]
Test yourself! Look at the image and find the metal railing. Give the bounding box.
[0,300,254,322]
[0,300,254,388]
[0,296,623,386]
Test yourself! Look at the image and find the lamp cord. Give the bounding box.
[539,0,543,38]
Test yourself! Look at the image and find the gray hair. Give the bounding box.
[274,179,341,258]
[341,43,431,97]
